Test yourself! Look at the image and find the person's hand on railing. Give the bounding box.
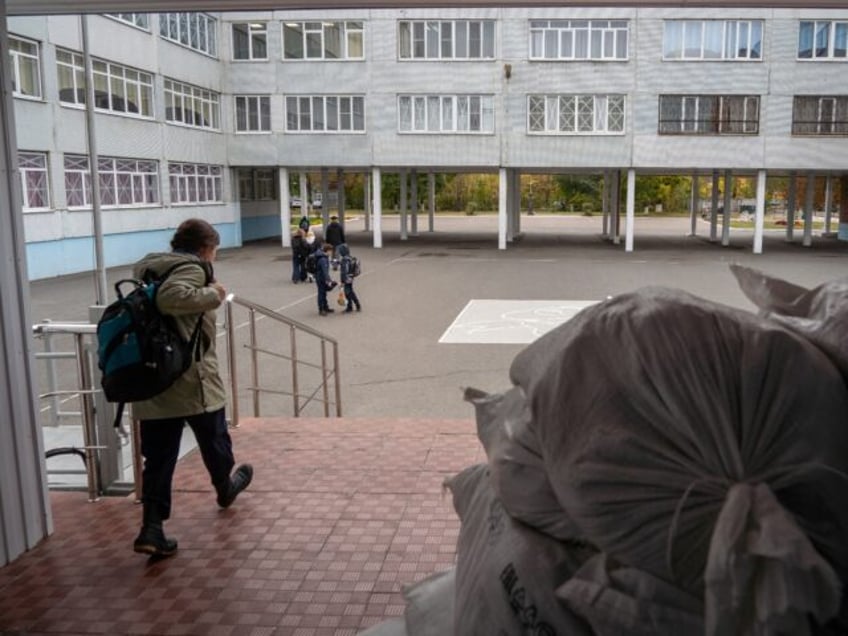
[210,281,227,302]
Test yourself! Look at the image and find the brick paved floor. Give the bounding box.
[0,417,481,636]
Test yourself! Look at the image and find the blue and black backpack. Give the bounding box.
[96,261,210,427]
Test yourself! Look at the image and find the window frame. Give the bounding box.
[529,19,629,61]
[282,20,364,60]
[791,95,848,135]
[63,154,160,210]
[237,167,277,201]
[105,13,150,31]
[527,94,626,135]
[285,94,366,133]
[19,151,50,211]
[9,35,42,100]
[658,94,761,135]
[397,94,495,134]
[56,48,154,119]
[159,12,218,58]
[398,19,496,60]
[234,95,272,133]
[232,22,268,61]
[798,20,848,60]
[164,78,221,130]
[168,162,224,205]
[662,20,763,61]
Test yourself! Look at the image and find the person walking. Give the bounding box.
[291,228,308,283]
[315,242,337,316]
[324,215,345,254]
[336,243,361,313]
[131,218,253,558]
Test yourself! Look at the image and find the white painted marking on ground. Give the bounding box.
[439,299,598,344]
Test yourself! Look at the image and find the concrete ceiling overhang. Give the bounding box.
[8,0,848,16]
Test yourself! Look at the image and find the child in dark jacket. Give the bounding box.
[315,243,337,316]
[336,243,361,313]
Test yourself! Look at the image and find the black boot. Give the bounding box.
[133,505,178,557]
[216,464,254,508]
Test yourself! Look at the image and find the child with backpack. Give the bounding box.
[336,243,362,313]
[314,242,338,316]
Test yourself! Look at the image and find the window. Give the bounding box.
[658,95,760,134]
[529,20,628,60]
[285,95,365,132]
[238,168,276,200]
[792,96,848,134]
[159,13,217,57]
[164,79,220,129]
[232,22,267,60]
[105,13,150,30]
[56,49,153,117]
[169,162,223,204]
[283,21,364,59]
[235,95,271,132]
[398,95,494,133]
[528,94,625,134]
[398,20,495,59]
[799,21,848,59]
[9,36,41,99]
[64,155,159,208]
[19,152,49,210]
[663,20,762,60]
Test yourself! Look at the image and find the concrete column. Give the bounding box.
[803,173,815,247]
[601,171,610,237]
[410,170,418,235]
[625,169,635,252]
[824,175,834,235]
[299,171,308,220]
[320,167,330,228]
[514,170,522,236]
[840,176,848,240]
[753,169,766,255]
[710,170,720,242]
[427,172,435,232]
[372,168,382,248]
[689,174,699,236]
[506,169,516,242]
[722,170,732,247]
[336,168,345,228]
[399,169,408,240]
[498,168,508,250]
[364,171,371,232]
[786,172,797,242]
[612,170,621,245]
[279,167,291,248]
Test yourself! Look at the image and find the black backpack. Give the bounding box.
[96,261,209,428]
[305,251,318,275]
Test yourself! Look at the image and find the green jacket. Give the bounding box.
[130,251,227,420]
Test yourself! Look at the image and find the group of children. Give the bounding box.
[291,215,361,316]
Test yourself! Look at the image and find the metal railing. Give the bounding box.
[31,321,105,502]
[30,295,341,498]
[224,294,342,424]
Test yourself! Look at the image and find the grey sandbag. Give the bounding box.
[446,463,595,636]
[731,264,848,378]
[508,285,848,634]
[557,552,704,636]
[403,568,455,636]
[358,618,407,636]
[464,385,581,540]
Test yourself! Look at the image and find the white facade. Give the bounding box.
[8,7,848,279]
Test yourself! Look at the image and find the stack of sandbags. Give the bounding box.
[452,267,848,635]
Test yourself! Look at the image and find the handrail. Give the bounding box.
[32,321,101,501]
[224,294,342,424]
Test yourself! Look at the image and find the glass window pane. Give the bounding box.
[426,22,439,57]
[684,21,702,57]
[664,21,683,58]
[427,95,439,130]
[284,23,304,58]
[325,23,342,58]
[483,21,495,58]
[326,96,338,130]
[233,23,249,58]
[399,96,411,131]
[799,21,814,58]
[441,22,453,57]
[353,96,364,130]
[253,29,267,58]
[815,21,830,57]
[703,22,723,58]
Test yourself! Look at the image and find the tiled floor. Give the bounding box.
[0,417,482,636]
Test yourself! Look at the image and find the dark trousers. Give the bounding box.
[316,281,330,311]
[140,408,234,521]
[344,282,360,310]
